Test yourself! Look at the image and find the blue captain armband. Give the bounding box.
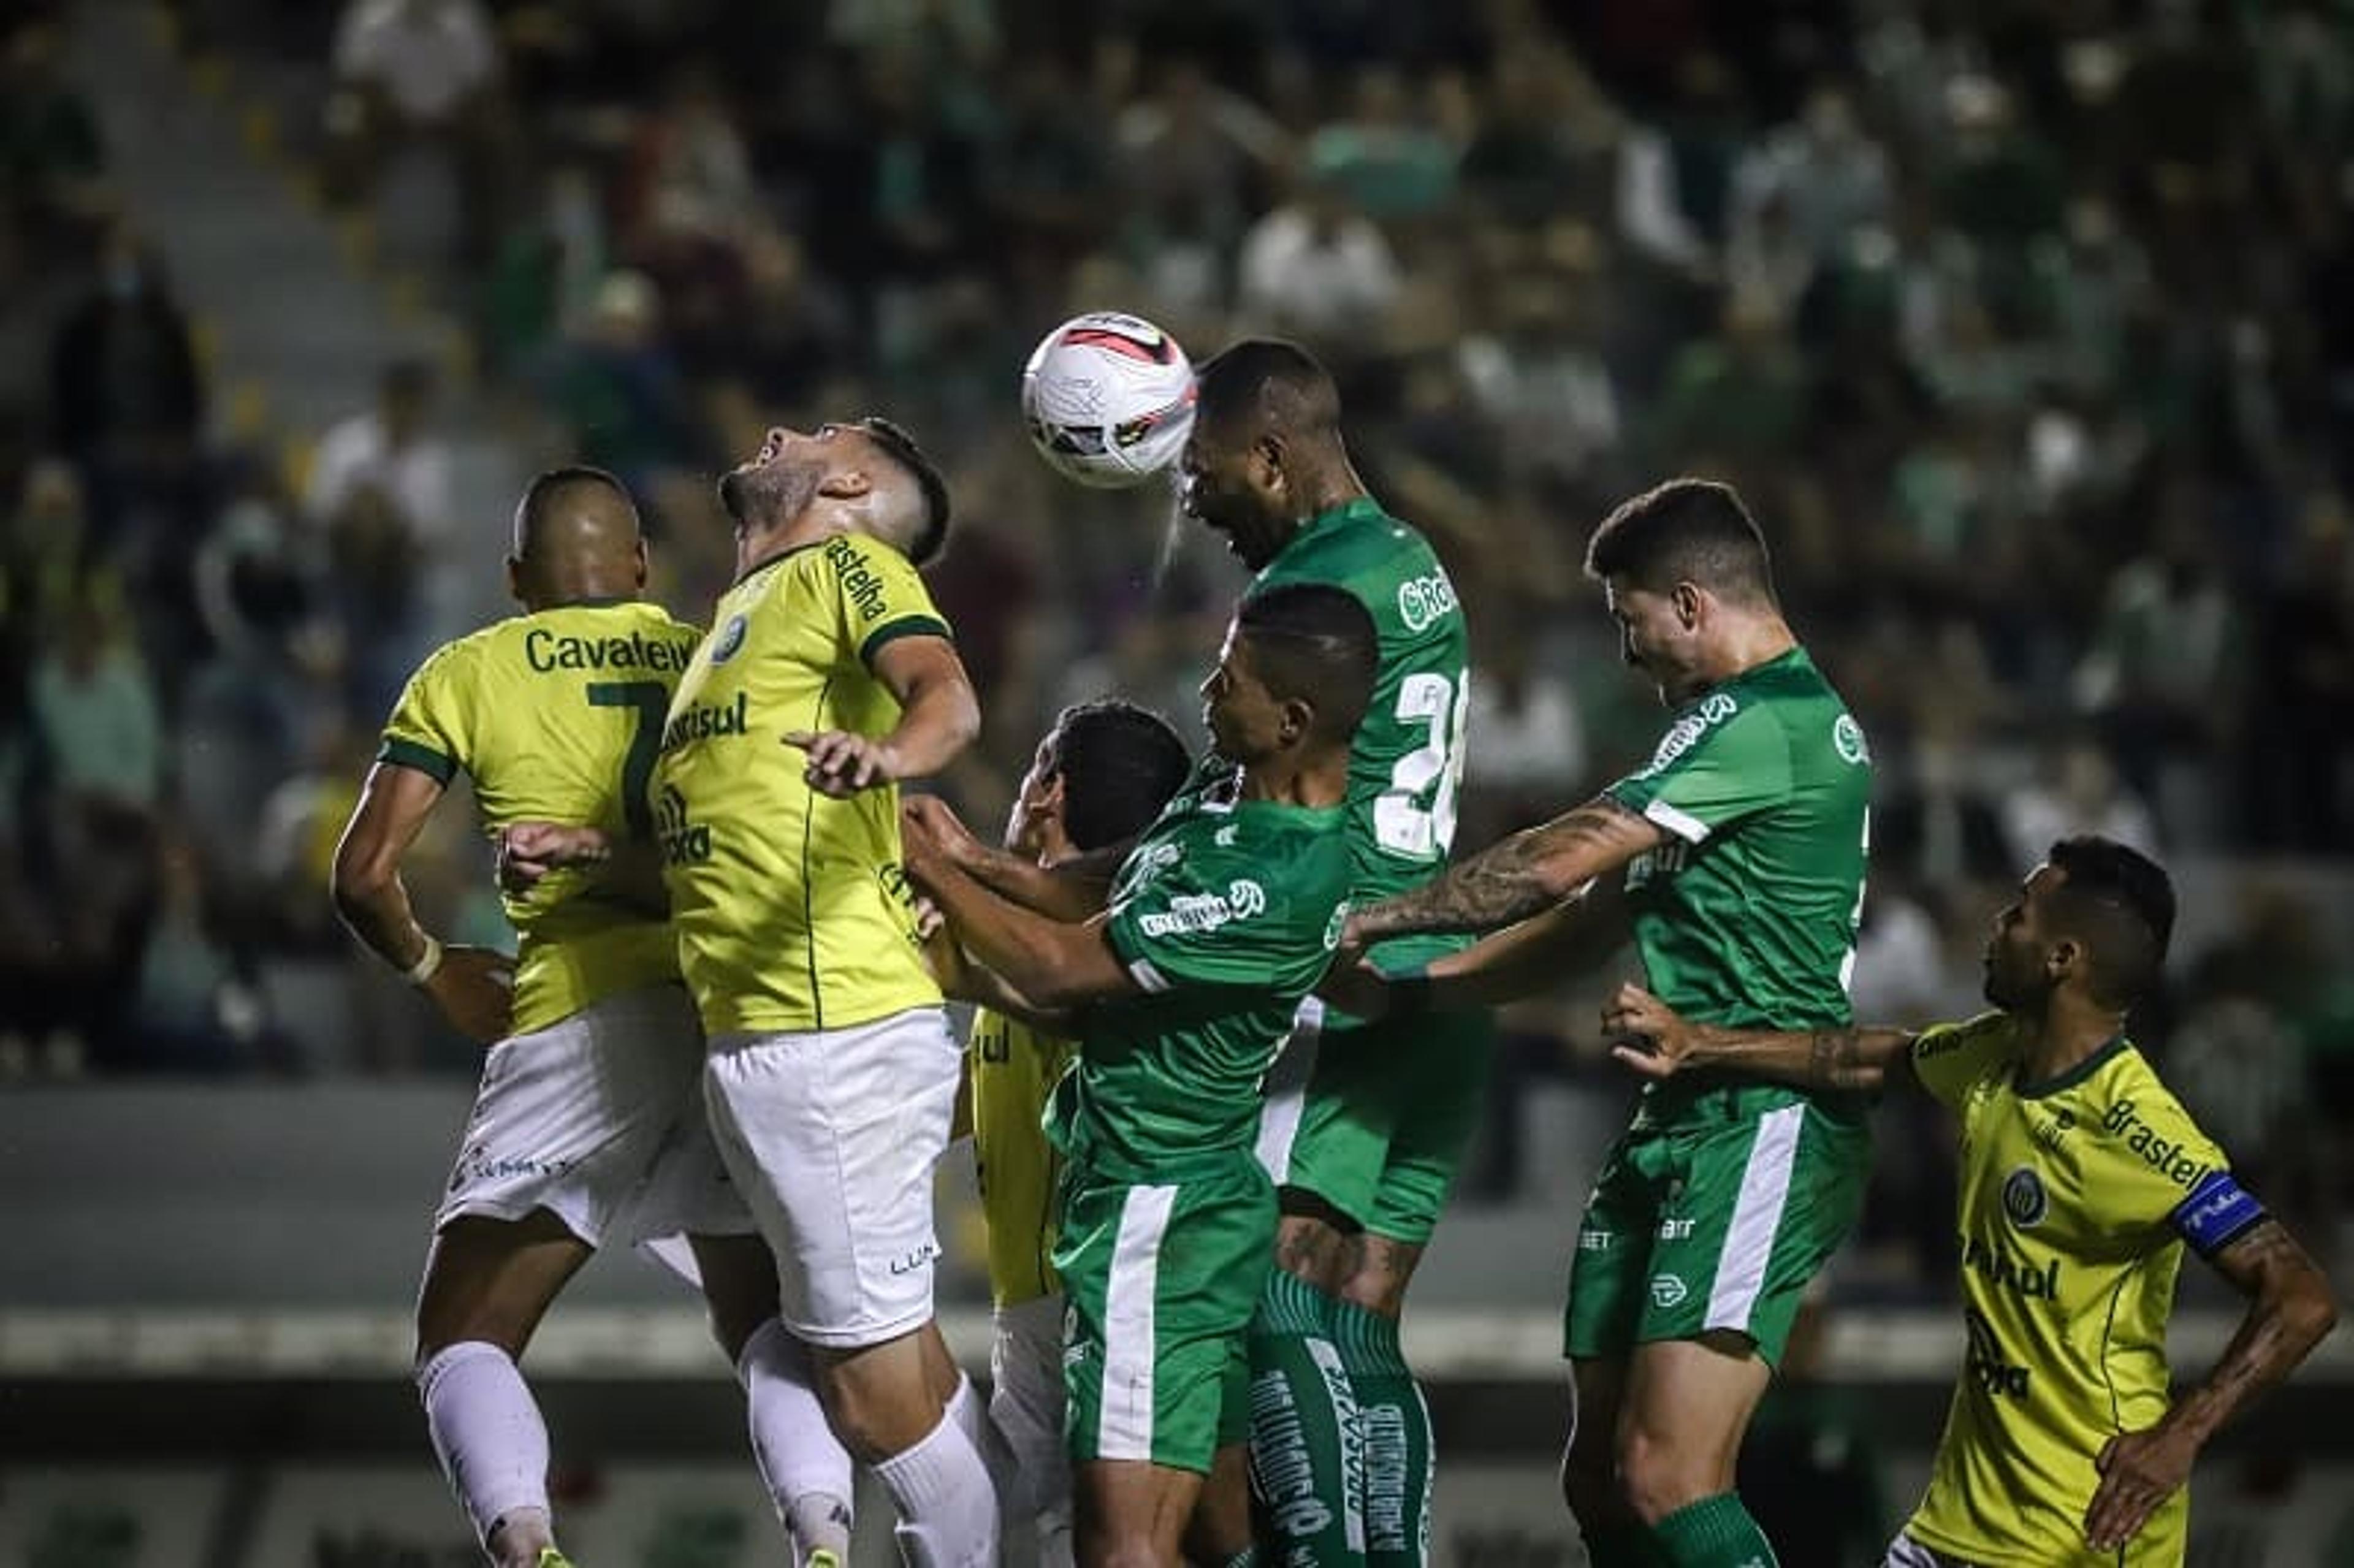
[2170,1170,2269,1258]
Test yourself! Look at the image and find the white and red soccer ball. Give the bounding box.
[1020,311,1197,489]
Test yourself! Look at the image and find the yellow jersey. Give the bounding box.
[970,1006,1076,1306]
[1904,1013,2265,1567]
[655,533,951,1035]
[377,599,701,1037]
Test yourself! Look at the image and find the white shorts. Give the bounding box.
[990,1293,1070,1524]
[437,984,751,1248]
[1882,1532,1979,1568]
[703,1007,962,1349]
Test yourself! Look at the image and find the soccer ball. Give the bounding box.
[1020,311,1197,489]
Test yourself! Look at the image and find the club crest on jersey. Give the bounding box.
[1833,713,1870,765]
[2002,1166,2048,1228]
[710,613,748,664]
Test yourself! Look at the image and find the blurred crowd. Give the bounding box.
[4,0,2354,1287]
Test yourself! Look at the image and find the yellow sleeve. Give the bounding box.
[1910,1012,2018,1108]
[2085,1082,2232,1235]
[821,533,953,669]
[378,642,469,785]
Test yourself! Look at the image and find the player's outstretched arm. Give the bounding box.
[788,635,980,798]
[2084,1217,2339,1553]
[1319,875,1632,1018]
[903,812,1132,1010]
[1344,793,1663,946]
[902,793,1121,921]
[1602,983,1918,1094]
[332,761,515,1043]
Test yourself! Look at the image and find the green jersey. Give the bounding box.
[1604,644,1872,1046]
[1250,498,1471,971]
[1053,783,1356,1182]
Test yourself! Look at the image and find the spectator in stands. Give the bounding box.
[47,219,205,542]
[324,0,506,263]
[0,19,107,264]
[1236,169,1403,346]
[305,359,451,710]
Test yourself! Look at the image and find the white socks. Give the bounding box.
[417,1341,552,1558]
[874,1376,1001,1568]
[739,1317,858,1562]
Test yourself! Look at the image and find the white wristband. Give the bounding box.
[402,935,445,986]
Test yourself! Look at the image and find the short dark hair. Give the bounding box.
[2045,835,2176,1009]
[1235,582,1379,741]
[1044,701,1192,852]
[1193,338,1343,441]
[517,464,633,537]
[855,415,953,565]
[1584,478,1776,607]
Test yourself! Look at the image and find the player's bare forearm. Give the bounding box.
[956,959,1075,1035]
[962,840,1122,922]
[2169,1220,2339,1447]
[1425,879,1632,1008]
[914,856,1122,1009]
[1605,984,1917,1092]
[881,676,980,779]
[1350,796,1661,942]
[329,761,445,970]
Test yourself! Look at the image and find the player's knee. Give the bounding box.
[1613,1428,1712,1526]
[817,1349,939,1463]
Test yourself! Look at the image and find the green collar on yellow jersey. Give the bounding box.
[2015,1032,2130,1099]
[733,538,829,588]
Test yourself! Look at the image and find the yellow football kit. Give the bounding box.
[1902,1013,2268,1566]
[655,533,952,1035]
[378,599,702,1037]
[969,1006,1076,1306]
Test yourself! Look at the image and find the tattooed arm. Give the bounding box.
[2081,1218,2338,1551]
[1344,794,1665,945]
[1601,983,1921,1094]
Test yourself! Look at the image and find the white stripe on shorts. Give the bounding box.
[1099,1183,1178,1462]
[1705,1103,1805,1333]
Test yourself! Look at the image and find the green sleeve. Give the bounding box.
[1605,696,1790,843]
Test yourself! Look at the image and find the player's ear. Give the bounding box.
[1279,696,1312,744]
[818,467,874,501]
[1672,581,1704,630]
[1254,433,1285,488]
[2047,936,2084,984]
[504,555,525,607]
[632,538,649,592]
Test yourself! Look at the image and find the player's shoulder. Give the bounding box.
[403,615,516,690]
[1914,1010,2020,1063]
[2059,1040,2226,1186]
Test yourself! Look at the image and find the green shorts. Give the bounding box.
[1056,1157,1276,1474]
[1274,1002,1496,1244]
[1563,1087,1870,1368]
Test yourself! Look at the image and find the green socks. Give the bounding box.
[1246,1269,1364,1565]
[1579,1521,1666,1568]
[1328,1298,1431,1567]
[1649,1493,1780,1568]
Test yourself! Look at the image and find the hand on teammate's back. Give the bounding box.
[496,822,612,892]
[425,945,517,1043]
[1313,953,1391,1019]
[785,728,900,797]
[1601,983,1689,1079]
[2085,1424,2199,1552]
